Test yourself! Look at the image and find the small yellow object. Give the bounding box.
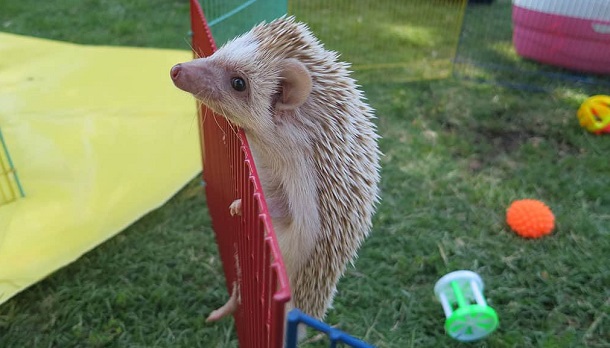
[577,95,610,134]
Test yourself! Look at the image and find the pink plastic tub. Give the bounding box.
[512,0,610,75]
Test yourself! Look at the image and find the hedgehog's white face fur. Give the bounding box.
[171,16,381,321]
[171,24,313,139]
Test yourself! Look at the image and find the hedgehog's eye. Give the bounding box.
[231,77,246,92]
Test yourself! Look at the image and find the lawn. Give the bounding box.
[1,0,609,347]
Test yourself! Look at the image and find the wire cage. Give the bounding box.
[289,0,468,84]
[202,0,286,46]
[454,0,610,92]
[0,128,24,206]
[200,0,610,92]
[200,0,467,84]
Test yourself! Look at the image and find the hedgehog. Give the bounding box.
[170,16,381,322]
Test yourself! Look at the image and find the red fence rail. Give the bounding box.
[189,1,291,347]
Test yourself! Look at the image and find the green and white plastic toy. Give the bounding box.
[434,270,499,342]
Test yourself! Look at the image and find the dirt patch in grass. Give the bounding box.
[477,128,535,153]
[466,125,583,171]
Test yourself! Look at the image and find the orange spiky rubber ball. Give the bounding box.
[506,199,555,238]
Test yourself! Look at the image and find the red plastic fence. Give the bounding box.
[189,1,291,347]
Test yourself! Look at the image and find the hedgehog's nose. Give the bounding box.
[170,64,182,81]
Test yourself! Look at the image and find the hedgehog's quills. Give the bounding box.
[171,15,381,323]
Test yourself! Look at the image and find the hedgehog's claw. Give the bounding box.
[206,281,239,322]
[229,199,242,216]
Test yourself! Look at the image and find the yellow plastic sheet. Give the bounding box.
[0,33,200,305]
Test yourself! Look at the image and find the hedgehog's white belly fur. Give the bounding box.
[248,136,321,285]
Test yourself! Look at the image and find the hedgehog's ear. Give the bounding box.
[276,58,312,111]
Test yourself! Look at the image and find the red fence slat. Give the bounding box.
[189,1,291,347]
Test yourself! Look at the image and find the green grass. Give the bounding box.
[290,0,466,83]
[0,0,191,48]
[1,0,609,347]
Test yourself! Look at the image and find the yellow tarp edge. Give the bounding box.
[0,32,200,305]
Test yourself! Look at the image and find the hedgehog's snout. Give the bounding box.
[170,63,189,92]
[170,64,182,81]
[170,62,204,96]
[170,60,228,105]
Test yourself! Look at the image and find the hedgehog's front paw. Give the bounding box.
[206,281,239,322]
[229,199,242,216]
